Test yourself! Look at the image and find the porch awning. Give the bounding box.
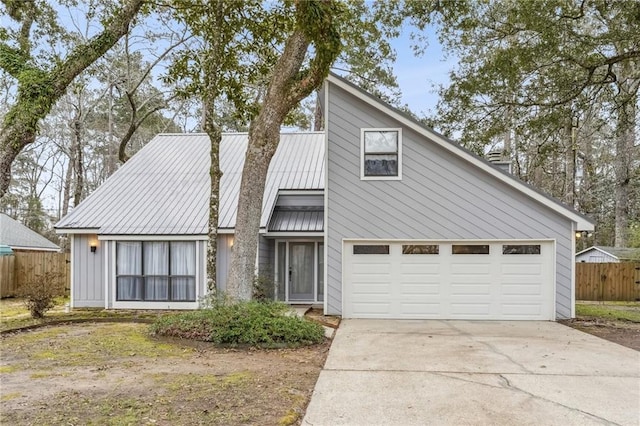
[268,207,323,232]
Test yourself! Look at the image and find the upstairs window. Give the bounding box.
[361,129,402,180]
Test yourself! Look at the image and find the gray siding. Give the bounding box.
[258,236,274,281]
[72,234,104,308]
[326,82,574,319]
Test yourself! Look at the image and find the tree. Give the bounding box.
[415,0,639,245]
[0,0,145,198]
[226,0,342,300]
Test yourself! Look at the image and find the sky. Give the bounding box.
[387,27,456,119]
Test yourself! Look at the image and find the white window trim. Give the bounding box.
[360,128,403,181]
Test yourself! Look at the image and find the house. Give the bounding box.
[55,73,595,320]
[0,213,60,253]
[576,246,640,263]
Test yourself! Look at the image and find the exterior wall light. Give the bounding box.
[90,244,97,253]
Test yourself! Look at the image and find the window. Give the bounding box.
[402,244,439,254]
[116,241,196,302]
[502,245,541,255]
[452,245,490,255]
[361,129,402,179]
[353,245,390,254]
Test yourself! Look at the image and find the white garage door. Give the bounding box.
[343,241,555,320]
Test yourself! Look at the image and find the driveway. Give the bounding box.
[303,320,640,426]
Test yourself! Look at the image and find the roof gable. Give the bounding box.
[326,73,595,230]
[576,246,640,260]
[0,214,59,251]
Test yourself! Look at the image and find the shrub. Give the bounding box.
[151,301,325,347]
[19,271,65,319]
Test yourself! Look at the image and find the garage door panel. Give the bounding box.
[450,284,491,295]
[501,303,543,316]
[400,283,440,295]
[352,262,390,275]
[352,283,390,294]
[501,263,542,275]
[343,240,554,320]
[450,263,491,274]
[501,284,542,296]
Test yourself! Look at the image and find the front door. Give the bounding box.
[288,242,315,301]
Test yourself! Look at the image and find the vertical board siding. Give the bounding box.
[326,82,575,318]
[0,256,15,297]
[216,235,233,292]
[0,253,69,298]
[73,234,104,307]
[576,263,640,301]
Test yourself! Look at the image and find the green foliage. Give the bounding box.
[151,301,325,347]
[19,271,66,319]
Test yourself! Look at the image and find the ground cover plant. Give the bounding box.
[151,300,325,347]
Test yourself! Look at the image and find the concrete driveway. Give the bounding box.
[303,320,640,426]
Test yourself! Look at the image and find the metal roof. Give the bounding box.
[56,132,325,235]
[0,213,60,251]
[268,207,324,232]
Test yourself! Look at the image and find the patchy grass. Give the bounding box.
[151,301,325,347]
[576,303,640,323]
[0,365,18,373]
[3,323,192,368]
[0,298,165,333]
[1,322,329,425]
[1,392,22,402]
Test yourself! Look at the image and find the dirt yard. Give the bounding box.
[0,322,330,425]
[561,302,640,351]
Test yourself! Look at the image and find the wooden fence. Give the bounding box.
[576,262,640,301]
[0,252,70,298]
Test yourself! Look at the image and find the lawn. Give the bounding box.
[0,299,331,425]
[575,302,640,323]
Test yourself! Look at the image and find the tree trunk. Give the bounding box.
[564,116,576,208]
[313,93,323,131]
[614,99,635,247]
[61,158,73,217]
[204,111,222,293]
[226,0,342,300]
[614,60,636,247]
[226,32,309,300]
[72,117,84,206]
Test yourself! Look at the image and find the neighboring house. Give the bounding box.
[576,246,640,263]
[0,213,60,252]
[55,73,595,320]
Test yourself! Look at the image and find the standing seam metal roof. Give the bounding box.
[55,132,325,234]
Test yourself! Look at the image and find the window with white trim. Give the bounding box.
[361,129,402,179]
[116,241,196,302]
